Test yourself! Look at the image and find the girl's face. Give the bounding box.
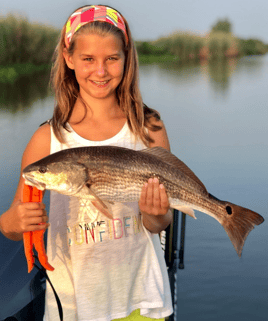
[64,33,125,102]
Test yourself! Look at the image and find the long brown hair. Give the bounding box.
[50,5,161,146]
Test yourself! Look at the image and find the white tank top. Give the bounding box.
[43,122,173,321]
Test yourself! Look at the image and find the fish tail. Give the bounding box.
[214,197,264,257]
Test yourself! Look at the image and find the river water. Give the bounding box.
[0,56,267,320]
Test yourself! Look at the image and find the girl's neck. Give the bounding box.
[68,95,127,141]
[70,95,125,124]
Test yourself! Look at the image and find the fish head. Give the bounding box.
[22,156,88,195]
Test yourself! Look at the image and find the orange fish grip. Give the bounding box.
[22,183,54,273]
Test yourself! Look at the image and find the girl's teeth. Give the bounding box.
[93,81,109,85]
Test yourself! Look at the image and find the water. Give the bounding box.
[139,56,268,321]
[0,56,267,320]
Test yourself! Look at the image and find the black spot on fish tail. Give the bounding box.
[220,201,264,257]
[226,206,232,215]
[210,193,234,215]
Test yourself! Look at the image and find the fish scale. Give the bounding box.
[22,145,264,257]
[91,155,194,201]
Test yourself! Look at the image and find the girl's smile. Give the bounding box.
[64,33,125,101]
[90,79,111,87]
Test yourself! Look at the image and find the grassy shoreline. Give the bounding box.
[0,14,59,83]
[0,63,51,83]
[138,54,180,64]
[136,31,268,64]
[1,14,267,83]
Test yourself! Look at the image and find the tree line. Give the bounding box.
[136,19,268,63]
[0,15,267,83]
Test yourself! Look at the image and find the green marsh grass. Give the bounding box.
[1,14,267,83]
[137,31,268,64]
[0,14,59,83]
[138,54,180,64]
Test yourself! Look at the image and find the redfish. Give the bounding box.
[22,146,264,257]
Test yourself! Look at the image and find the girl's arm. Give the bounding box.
[139,118,173,234]
[0,124,51,241]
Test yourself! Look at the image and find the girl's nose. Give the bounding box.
[96,62,107,77]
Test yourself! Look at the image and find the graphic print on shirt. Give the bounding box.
[67,198,143,246]
[67,215,142,246]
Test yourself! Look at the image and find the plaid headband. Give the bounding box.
[65,5,128,48]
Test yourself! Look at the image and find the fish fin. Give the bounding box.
[209,195,264,257]
[140,147,207,192]
[91,200,113,219]
[171,205,196,219]
[88,188,108,209]
[83,186,114,219]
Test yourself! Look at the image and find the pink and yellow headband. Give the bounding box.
[65,5,128,48]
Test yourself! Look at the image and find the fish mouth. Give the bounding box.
[22,174,46,191]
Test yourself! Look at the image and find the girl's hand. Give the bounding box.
[16,200,48,232]
[139,177,172,234]
[0,200,49,239]
[139,177,170,216]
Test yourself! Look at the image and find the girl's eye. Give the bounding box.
[108,57,118,61]
[84,58,93,62]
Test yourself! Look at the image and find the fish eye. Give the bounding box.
[226,205,232,215]
[39,166,47,174]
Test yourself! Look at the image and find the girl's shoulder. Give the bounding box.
[21,123,51,170]
[30,122,51,151]
[148,117,170,150]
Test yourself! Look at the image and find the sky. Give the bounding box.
[1,0,268,43]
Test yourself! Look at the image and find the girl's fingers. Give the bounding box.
[19,202,45,217]
[139,177,170,216]
[23,202,46,210]
[152,177,160,208]
[28,215,48,225]
[146,178,154,206]
[139,182,148,206]
[27,209,47,218]
[159,184,169,208]
[19,202,46,216]
[25,223,50,232]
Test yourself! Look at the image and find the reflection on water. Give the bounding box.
[0,56,262,111]
[0,55,266,114]
[141,57,240,94]
[201,58,237,94]
[140,55,266,98]
[0,70,52,112]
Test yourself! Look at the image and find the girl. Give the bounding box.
[0,5,173,321]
